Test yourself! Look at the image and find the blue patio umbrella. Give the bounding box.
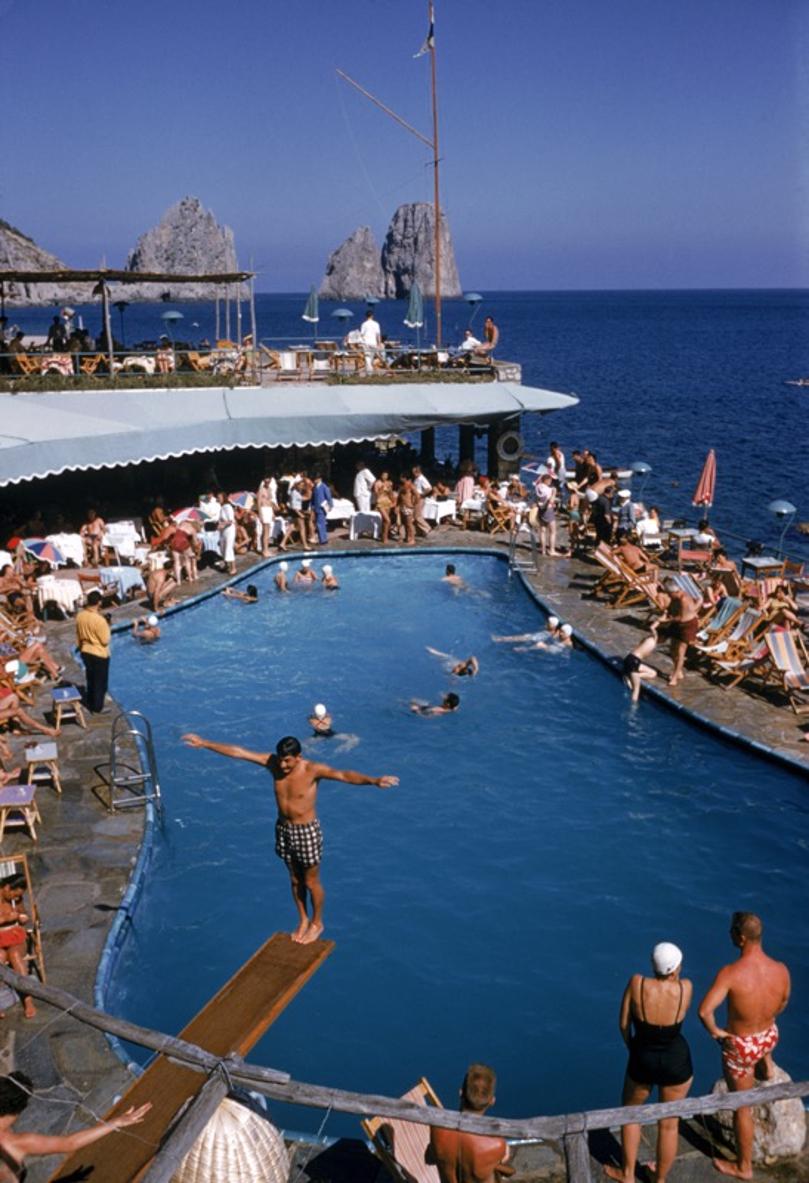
[302,286,319,341]
[404,281,424,354]
[161,309,183,345]
[464,291,483,329]
[331,308,353,321]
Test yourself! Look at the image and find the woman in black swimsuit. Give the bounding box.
[605,942,693,1183]
[0,1072,150,1181]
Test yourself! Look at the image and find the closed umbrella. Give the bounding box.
[302,286,319,342]
[404,281,424,354]
[692,449,717,513]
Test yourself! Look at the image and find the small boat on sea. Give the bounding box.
[784,378,809,386]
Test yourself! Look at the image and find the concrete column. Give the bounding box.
[459,425,475,466]
[420,428,435,464]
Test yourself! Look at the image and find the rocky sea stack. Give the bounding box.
[319,202,461,300]
[124,196,242,300]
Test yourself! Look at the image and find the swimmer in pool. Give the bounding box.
[493,616,561,645]
[410,692,460,717]
[622,632,658,702]
[275,561,289,592]
[321,565,339,590]
[426,647,479,677]
[222,583,259,603]
[442,563,467,590]
[131,615,161,643]
[295,559,318,586]
[308,703,334,736]
[530,622,574,651]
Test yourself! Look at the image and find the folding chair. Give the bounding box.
[362,1077,443,1183]
[764,630,809,714]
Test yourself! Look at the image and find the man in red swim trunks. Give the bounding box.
[699,912,791,1179]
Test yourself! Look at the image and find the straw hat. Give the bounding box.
[171,1098,289,1183]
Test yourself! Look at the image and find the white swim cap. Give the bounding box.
[313,703,327,719]
[548,616,560,629]
[279,561,288,571]
[147,614,159,627]
[618,489,631,499]
[561,623,573,637]
[652,942,682,976]
[585,488,598,502]
[323,564,332,575]
[302,558,312,568]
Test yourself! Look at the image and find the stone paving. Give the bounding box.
[2,519,806,1180]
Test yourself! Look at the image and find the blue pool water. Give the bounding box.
[108,552,809,1132]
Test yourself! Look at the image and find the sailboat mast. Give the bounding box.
[428,0,442,347]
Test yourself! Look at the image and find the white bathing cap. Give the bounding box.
[548,616,560,629]
[323,565,332,575]
[302,558,312,568]
[147,614,159,627]
[279,561,288,571]
[585,488,598,502]
[561,623,573,637]
[313,703,327,718]
[618,489,631,499]
[652,942,682,976]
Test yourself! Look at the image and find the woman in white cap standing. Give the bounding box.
[274,561,289,592]
[321,564,339,590]
[294,558,317,585]
[605,942,693,1183]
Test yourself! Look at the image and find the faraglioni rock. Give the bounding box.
[318,226,385,300]
[124,196,242,300]
[0,219,93,307]
[381,202,461,298]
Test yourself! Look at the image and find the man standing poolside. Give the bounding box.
[182,733,398,944]
[699,912,791,1179]
[428,1063,513,1183]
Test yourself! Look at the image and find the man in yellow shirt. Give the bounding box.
[75,591,111,713]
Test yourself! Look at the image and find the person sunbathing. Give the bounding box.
[615,539,656,578]
[0,688,58,737]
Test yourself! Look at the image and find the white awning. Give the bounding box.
[0,381,578,487]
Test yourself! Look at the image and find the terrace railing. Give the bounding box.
[0,964,805,1183]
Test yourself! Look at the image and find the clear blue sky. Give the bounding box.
[2,0,806,290]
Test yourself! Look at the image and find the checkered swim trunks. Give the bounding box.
[722,1024,779,1080]
[275,817,323,869]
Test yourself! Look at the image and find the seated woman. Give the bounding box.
[0,874,38,1018]
[0,687,58,738]
[0,631,61,681]
[155,337,175,374]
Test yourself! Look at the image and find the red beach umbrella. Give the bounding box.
[692,449,717,511]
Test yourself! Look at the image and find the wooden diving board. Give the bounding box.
[50,932,334,1181]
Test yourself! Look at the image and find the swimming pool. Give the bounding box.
[108,552,808,1134]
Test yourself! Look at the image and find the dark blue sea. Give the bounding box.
[16,288,808,558]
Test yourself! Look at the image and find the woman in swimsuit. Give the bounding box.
[0,1071,150,1181]
[0,879,36,1019]
[605,942,693,1183]
[373,472,396,544]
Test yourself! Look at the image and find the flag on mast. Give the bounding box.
[413,16,435,58]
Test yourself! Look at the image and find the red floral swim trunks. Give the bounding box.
[722,1024,779,1080]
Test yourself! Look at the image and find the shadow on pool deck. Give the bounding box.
[4,521,806,1181]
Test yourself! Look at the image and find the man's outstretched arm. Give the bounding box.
[182,733,270,766]
[312,762,398,788]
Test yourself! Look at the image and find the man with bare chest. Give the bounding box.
[182,733,398,943]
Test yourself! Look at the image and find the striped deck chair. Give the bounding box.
[694,597,744,649]
[713,632,772,690]
[671,572,703,603]
[362,1078,442,1183]
[764,630,809,714]
[592,543,626,596]
[702,608,763,663]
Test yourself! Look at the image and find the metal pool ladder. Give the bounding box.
[107,709,163,815]
[508,523,539,575]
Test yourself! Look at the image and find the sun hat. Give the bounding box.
[279,561,288,571]
[560,623,573,636]
[548,616,560,629]
[652,941,683,976]
[147,614,159,627]
[313,704,327,719]
[585,488,598,502]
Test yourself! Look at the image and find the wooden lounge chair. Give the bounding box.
[362,1077,442,1183]
[9,353,43,376]
[183,350,212,373]
[694,596,744,648]
[485,499,515,536]
[80,352,105,375]
[0,852,45,981]
[701,607,764,666]
[763,630,809,714]
[713,632,772,690]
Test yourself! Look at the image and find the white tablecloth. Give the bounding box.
[349,511,382,541]
[0,551,12,571]
[99,566,146,598]
[327,499,354,522]
[45,533,84,567]
[36,575,83,614]
[423,498,456,524]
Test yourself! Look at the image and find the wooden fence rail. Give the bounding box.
[1,966,805,1183]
